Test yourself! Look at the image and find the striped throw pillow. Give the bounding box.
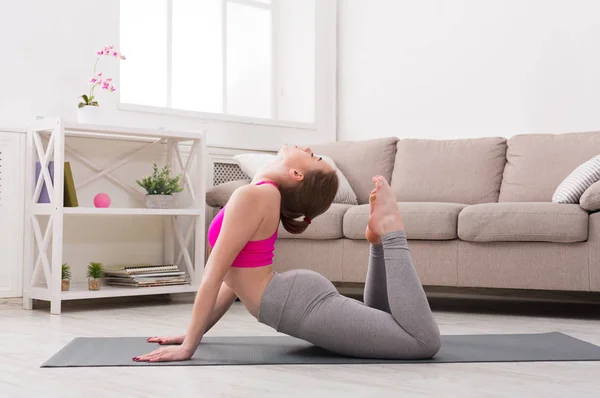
[552,154,600,203]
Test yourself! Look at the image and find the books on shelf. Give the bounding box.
[103,264,190,288]
[35,161,79,206]
[64,162,79,207]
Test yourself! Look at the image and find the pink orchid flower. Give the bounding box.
[95,45,126,60]
[84,45,124,105]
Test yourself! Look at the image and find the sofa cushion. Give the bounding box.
[580,180,600,211]
[457,240,589,291]
[499,131,600,202]
[206,179,250,207]
[343,202,467,240]
[391,137,507,204]
[458,203,589,243]
[278,204,352,240]
[311,137,398,205]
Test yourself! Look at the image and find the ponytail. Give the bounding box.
[279,170,339,234]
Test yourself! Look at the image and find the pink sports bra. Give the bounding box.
[207,181,279,268]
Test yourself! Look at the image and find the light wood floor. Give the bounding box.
[2,295,600,398]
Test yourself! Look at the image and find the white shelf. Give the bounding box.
[68,207,201,216]
[30,118,203,141]
[64,121,202,140]
[24,118,207,314]
[30,281,199,301]
[60,283,198,300]
[32,205,202,216]
[29,283,197,301]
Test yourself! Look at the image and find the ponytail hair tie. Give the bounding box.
[304,217,312,224]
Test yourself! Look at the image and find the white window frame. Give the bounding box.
[118,0,337,143]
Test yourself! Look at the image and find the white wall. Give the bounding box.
[0,0,334,151]
[0,0,118,132]
[338,0,600,141]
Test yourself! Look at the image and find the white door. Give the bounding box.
[0,131,24,298]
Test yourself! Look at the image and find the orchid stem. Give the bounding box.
[89,58,100,103]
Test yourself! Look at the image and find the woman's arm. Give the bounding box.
[204,282,238,333]
[146,281,237,345]
[179,186,267,355]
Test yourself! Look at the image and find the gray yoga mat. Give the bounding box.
[41,332,600,368]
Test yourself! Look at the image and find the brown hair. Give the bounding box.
[279,170,339,234]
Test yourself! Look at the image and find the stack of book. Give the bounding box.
[103,264,189,288]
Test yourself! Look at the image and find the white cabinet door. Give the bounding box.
[0,132,24,298]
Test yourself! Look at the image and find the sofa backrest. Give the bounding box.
[499,131,600,202]
[390,137,507,204]
[311,137,398,204]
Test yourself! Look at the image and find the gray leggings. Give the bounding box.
[258,231,441,359]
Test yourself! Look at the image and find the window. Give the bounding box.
[120,0,315,123]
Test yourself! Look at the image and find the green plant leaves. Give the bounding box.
[136,162,184,195]
[61,263,71,280]
[87,262,104,279]
[78,95,99,108]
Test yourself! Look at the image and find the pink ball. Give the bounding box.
[93,193,111,208]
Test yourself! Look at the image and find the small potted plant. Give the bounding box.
[87,262,104,291]
[77,44,126,123]
[61,263,71,291]
[136,162,184,209]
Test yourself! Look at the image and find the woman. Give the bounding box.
[134,145,441,362]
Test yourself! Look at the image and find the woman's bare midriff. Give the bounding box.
[223,266,275,318]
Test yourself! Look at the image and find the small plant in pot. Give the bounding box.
[87,262,104,291]
[61,263,71,291]
[136,162,184,209]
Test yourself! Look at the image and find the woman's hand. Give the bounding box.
[147,335,185,345]
[133,345,194,363]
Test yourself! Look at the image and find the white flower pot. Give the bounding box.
[145,194,175,209]
[77,105,106,124]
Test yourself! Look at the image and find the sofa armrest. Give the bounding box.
[580,180,600,211]
[206,179,250,207]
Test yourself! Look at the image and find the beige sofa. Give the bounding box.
[207,132,600,293]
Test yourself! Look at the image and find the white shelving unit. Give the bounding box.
[23,118,207,314]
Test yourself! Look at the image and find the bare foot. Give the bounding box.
[367,176,404,237]
[365,188,382,245]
